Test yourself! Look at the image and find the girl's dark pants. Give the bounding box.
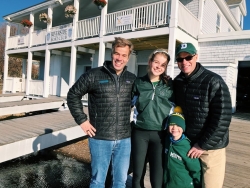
[131,128,164,188]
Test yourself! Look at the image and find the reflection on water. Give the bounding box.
[0,151,91,188]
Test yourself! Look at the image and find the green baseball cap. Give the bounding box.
[175,42,197,56]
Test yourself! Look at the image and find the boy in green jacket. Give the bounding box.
[164,107,201,188]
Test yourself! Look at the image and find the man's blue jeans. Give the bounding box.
[88,137,131,188]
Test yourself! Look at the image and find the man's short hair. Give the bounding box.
[112,37,134,56]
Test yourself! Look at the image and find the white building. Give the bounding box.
[2,0,250,112]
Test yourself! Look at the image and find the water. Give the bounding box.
[0,151,91,188]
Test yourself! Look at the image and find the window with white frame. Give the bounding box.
[216,13,221,33]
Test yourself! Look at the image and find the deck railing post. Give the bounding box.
[98,0,108,67]
[168,0,179,78]
[69,45,77,88]
[2,23,10,94]
[26,51,33,96]
[43,6,53,98]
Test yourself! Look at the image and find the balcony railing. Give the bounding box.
[8,34,29,50]
[29,80,44,96]
[4,78,25,93]
[6,0,200,50]
[106,1,169,34]
[178,2,200,38]
[32,29,47,47]
[76,16,100,38]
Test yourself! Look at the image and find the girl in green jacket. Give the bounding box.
[131,49,174,188]
[164,107,201,188]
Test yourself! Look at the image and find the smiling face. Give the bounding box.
[177,52,198,76]
[168,124,183,140]
[148,53,168,81]
[111,46,130,75]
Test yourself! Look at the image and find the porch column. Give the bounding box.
[43,49,51,97]
[68,0,79,88]
[98,0,108,67]
[72,0,79,40]
[22,59,27,92]
[168,0,179,78]
[2,23,10,94]
[28,13,34,47]
[69,45,77,87]
[43,6,53,98]
[231,63,238,113]
[25,13,35,95]
[3,54,9,94]
[26,51,33,95]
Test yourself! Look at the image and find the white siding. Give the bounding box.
[201,0,235,34]
[205,66,227,80]
[220,12,234,33]
[199,39,250,63]
[202,0,218,33]
[179,0,199,18]
[226,66,236,95]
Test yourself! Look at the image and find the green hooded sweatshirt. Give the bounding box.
[164,135,201,188]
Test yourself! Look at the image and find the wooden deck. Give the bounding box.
[0,96,65,116]
[0,109,86,163]
[224,116,250,188]
[0,92,25,102]
[126,113,250,188]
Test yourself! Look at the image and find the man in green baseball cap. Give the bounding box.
[173,42,232,188]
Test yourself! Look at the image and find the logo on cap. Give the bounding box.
[181,43,187,49]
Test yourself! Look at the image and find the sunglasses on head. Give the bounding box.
[176,55,195,62]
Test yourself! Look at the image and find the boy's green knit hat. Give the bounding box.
[168,106,186,131]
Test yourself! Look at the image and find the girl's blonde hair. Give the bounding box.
[148,48,171,84]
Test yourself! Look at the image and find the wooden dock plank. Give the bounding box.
[0,93,25,102]
[0,96,65,116]
[0,109,85,163]
[0,93,25,97]
[224,115,250,188]
[0,110,77,146]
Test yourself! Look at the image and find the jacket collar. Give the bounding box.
[180,63,205,81]
[103,61,127,75]
[141,74,164,84]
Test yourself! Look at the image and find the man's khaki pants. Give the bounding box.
[200,148,226,188]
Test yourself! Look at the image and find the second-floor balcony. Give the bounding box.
[6,0,199,50]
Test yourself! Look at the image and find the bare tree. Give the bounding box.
[0,23,38,80]
[32,63,39,79]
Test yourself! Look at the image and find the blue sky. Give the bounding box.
[1,0,250,30]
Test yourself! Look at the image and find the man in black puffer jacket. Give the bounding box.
[67,37,136,188]
[174,42,232,188]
